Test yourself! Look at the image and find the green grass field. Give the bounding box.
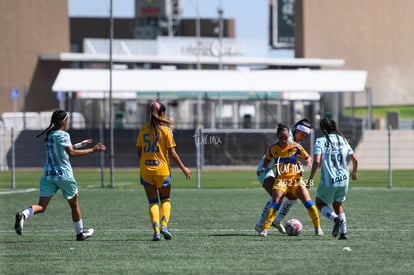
[344,105,414,120]
[1,169,414,274]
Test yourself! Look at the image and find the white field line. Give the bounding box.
[0,188,37,195]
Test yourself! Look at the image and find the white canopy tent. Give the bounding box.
[52,68,367,93]
[51,68,367,188]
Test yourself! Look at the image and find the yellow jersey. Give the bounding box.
[265,140,309,180]
[136,123,176,176]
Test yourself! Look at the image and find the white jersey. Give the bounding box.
[41,130,75,182]
[314,134,354,187]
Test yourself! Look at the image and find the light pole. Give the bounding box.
[217,3,224,128]
[109,0,115,187]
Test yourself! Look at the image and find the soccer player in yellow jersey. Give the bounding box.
[258,124,323,237]
[255,119,312,234]
[136,101,192,241]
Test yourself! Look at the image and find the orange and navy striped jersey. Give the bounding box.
[136,123,176,176]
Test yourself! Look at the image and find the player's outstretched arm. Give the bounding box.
[66,143,106,157]
[73,139,93,149]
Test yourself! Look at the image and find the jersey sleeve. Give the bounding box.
[346,141,354,155]
[265,145,273,161]
[164,127,176,149]
[58,131,72,148]
[296,143,310,159]
[136,129,143,148]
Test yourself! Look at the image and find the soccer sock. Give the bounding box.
[338,213,347,234]
[321,205,338,221]
[257,198,272,227]
[22,207,34,219]
[160,198,171,228]
[74,219,83,235]
[275,198,298,223]
[303,200,320,228]
[149,203,160,233]
[263,202,280,230]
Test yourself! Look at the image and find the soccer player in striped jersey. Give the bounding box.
[308,117,358,240]
[136,101,192,241]
[258,124,323,237]
[14,110,106,241]
[255,119,312,234]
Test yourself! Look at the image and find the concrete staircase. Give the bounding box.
[354,130,414,169]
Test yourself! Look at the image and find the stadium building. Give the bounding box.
[1,0,413,170]
[1,0,366,129]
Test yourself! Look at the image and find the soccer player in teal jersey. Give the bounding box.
[308,117,358,240]
[14,110,106,241]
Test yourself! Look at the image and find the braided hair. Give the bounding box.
[149,101,174,137]
[36,110,68,140]
[319,117,346,148]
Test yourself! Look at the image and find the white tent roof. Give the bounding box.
[52,69,367,93]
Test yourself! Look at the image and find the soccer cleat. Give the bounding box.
[255,224,262,233]
[315,227,324,236]
[160,226,172,240]
[259,230,268,237]
[76,228,94,241]
[332,217,343,238]
[152,232,161,241]
[339,233,349,240]
[15,212,25,235]
[272,221,287,234]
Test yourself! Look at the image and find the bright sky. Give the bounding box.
[68,0,268,41]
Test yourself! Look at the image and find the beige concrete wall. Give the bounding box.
[0,0,69,113]
[296,0,414,106]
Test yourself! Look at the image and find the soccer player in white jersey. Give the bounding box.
[255,119,312,234]
[308,117,358,240]
[14,110,106,241]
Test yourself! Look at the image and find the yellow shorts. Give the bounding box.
[140,174,171,189]
[273,177,305,196]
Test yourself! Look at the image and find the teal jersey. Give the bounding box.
[314,134,354,187]
[41,130,75,182]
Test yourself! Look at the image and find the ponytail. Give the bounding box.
[319,117,346,148]
[36,110,68,140]
[149,101,174,136]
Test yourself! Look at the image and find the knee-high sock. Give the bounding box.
[303,200,320,228]
[263,202,280,230]
[275,199,298,223]
[257,198,272,227]
[149,203,160,233]
[338,213,347,234]
[160,199,171,228]
[320,205,338,221]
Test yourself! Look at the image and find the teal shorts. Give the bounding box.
[39,178,79,200]
[257,169,275,186]
[316,184,348,204]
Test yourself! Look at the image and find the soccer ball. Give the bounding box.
[285,218,303,236]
